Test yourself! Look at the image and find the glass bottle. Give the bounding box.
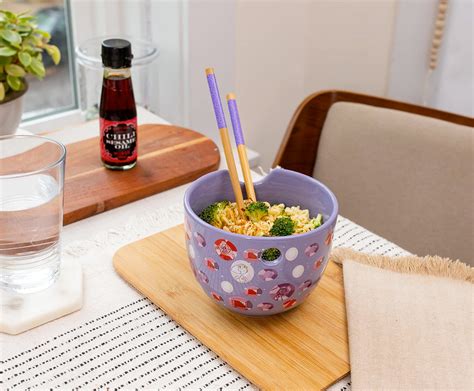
[99,39,137,170]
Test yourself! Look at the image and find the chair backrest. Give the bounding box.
[274,91,474,264]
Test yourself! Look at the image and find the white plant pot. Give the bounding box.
[0,88,27,136]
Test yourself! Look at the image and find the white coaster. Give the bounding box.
[0,258,83,335]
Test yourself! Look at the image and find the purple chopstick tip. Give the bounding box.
[206,73,227,129]
[227,97,245,146]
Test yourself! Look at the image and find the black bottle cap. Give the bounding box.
[101,39,133,68]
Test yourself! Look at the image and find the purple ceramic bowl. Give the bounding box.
[183,168,338,316]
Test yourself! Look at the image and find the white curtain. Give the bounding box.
[428,0,473,116]
[70,0,187,125]
[388,0,473,117]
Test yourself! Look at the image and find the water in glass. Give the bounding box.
[0,135,65,293]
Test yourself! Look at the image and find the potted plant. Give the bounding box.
[0,9,60,135]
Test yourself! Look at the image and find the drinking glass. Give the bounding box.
[0,135,66,293]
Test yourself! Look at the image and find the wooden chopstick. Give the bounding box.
[226,93,256,202]
[205,68,245,214]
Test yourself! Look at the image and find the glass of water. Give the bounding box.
[0,135,66,293]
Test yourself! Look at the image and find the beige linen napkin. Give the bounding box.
[331,248,473,390]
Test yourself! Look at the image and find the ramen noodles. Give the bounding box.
[199,200,323,237]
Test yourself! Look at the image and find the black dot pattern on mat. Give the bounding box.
[5,301,162,376]
[1,297,148,365]
[16,320,179,388]
[114,348,215,389]
[2,217,406,391]
[72,330,195,389]
[1,298,249,390]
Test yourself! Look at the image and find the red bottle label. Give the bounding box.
[100,117,137,164]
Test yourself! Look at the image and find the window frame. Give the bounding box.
[21,0,79,123]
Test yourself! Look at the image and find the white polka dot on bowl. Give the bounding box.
[292,265,304,278]
[221,280,234,293]
[285,247,298,261]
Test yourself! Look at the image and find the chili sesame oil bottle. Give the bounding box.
[99,39,137,170]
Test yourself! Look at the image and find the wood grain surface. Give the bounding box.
[63,124,220,225]
[113,225,350,390]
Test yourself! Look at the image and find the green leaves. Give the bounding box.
[5,64,25,77]
[45,44,60,65]
[6,74,21,91]
[0,46,17,56]
[16,24,32,34]
[29,57,45,78]
[35,29,51,41]
[0,10,16,22]
[0,56,11,65]
[0,8,61,100]
[0,29,21,47]
[18,51,31,67]
[19,16,34,22]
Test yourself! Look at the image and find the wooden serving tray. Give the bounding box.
[63,124,220,225]
[113,225,350,390]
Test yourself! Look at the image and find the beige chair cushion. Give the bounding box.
[313,102,473,265]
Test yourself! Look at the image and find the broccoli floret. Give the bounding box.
[310,214,324,229]
[261,248,281,262]
[199,201,229,225]
[269,216,295,236]
[245,201,269,222]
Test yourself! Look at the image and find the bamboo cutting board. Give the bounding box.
[113,225,350,390]
[63,124,220,225]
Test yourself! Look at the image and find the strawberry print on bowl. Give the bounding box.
[325,229,334,246]
[214,239,237,261]
[184,168,339,315]
[244,249,259,261]
[229,297,253,310]
[205,257,219,271]
[211,292,223,301]
[313,256,324,270]
[245,287,262,296]
[283,299,297,309]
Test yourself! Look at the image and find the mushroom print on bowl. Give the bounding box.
[183,168,338,316]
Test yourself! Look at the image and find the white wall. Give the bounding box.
[186,0,472,169]
[70,0,471,170]
[185,0,237,145]
[235,0,398,168]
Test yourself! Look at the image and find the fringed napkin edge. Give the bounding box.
[330,248,474,284]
